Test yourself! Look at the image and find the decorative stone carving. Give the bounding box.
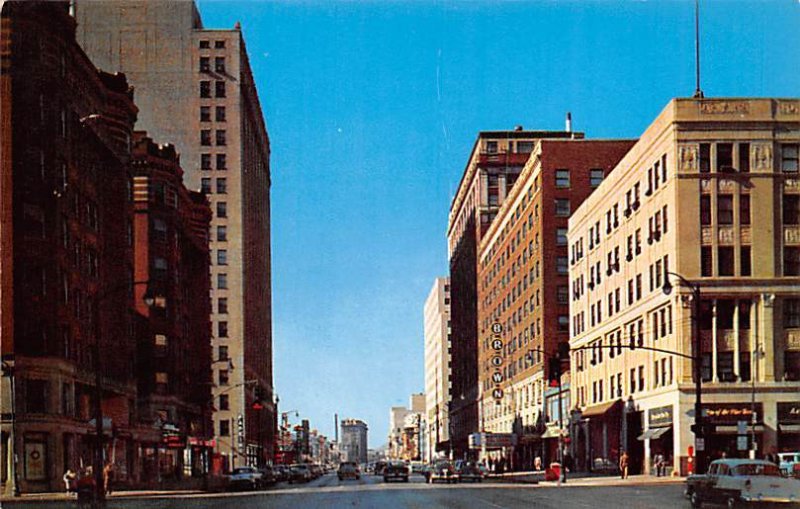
[753,143,773,171]
[762,294,775,307]
[778,101,800,116]
[679,145,698,172]
[741,226,751,244]
[718,227,735,245]
[786,329,800,351]
[786,226,800,245]
[718,179,737,193]
[700,179,712,192]
[785,179,800,191]
[699,101,750,114]
[701,227,713,245]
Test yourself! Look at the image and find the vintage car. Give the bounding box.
[383,460,410,482]
[778,452,800,478]
[338,461,360,481]
[288,463,312,484]
[454,460,484,482]
[685,459,800,508]
[427,460,458,484]
[227,466,265,491]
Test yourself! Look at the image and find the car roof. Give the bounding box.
[711,459,775,466]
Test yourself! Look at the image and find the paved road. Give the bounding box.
[12,474,689,509]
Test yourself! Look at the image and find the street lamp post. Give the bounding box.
[662,271,706,475]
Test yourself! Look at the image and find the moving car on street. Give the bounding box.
[427,460,458,484]
[455,460,484,482]
[338,461,361,481]
[383,460,410,483]
[685,459,800,508]
[288,464,312,484]
[227,466,264,491]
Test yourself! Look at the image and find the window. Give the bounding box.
[740,195,750,225]
[718,246,734,276]
[216,153,227,170]
[152,218,168,241]
[699,143,711,173]
[215,40,226,48]
[219,395,229,411]
[517,141,534,153]
[218,297,228,314]
[556,228,568,246]
[199,56,210,72]
[782,144,799,173]
[638,366,645,391]
[217,249,227,265]
[700,196,711,225]
[200,106,211,122]
[218,369,229,385]
[486,141,498,153]
[557,286,569,304]
[558,315,569,332]
[739,352,751,382]
[555,169,570,188]
[216,130,226,146]
[555,199,570,217]
[215,57,225,72]
[218,345,229,361]
[717,352,735,382]
[784,195,800,225]
[701,246,713,277]
[739,143,750,172]
[218,321,228,337]
[741,246,751,276]
[200,81,211,98]
[199,40,210,49]
[556,256,568,275]
[153,257,168,279]
[216,178,227,194]
[25,379,48,413]
[201,177,211,194]
[786,299,800,328]
[216,202,227,218]
[785,247,800,276]
[717,143,733,171]
[216,106,226,122]
[219,419,230,436]
[215,81,226,98]
[201,153,212,170]
[590,169,604,187]
[718,195,734,224]
[201,129,212,146]
[217,273,228,289]
[217,225,227,242]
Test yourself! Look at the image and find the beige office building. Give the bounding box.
[423,277,451,461]
[568,98,800,476]
[74,1,274,468]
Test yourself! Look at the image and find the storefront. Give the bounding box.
[777,402,800,452]
[639,405,674,475]
[703,403,763,460]
[570,399,622,473]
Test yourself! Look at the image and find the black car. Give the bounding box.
[455,461,483,482]
[338,461,360,480]
[258,466,277,487]
[383,460,410,482]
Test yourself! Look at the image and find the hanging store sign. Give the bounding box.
[702,403,763,424]
[648,405,674,428]
[778,402,800,424]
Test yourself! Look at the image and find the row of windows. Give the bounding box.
[200,106,226,122]
[199,40,226,49]
[201,153,227,170]
[199,56,226,73]
[201,177,227,194]
[554,168,606,189]
[199,80,226,98]
[200,129,226,146]
[699,194,749,225]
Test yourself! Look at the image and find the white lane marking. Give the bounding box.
[474,497,508,509]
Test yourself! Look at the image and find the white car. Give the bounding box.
[686,459,800,508]
[778,452,800,478]
[227,466,264,491]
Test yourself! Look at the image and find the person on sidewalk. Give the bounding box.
[63,468,77,497]
[619,451,629,479]
[653,453,664,477]
[103,462,114,495]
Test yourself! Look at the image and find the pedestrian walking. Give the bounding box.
[653,453,664,477]
[534,456,542,471]
[103,462,114,495]
[619,451,629,479]
[63,468,77,496]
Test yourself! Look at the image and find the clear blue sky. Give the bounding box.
[197,0,800,448]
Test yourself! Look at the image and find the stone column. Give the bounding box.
[733,300,740,380]
[712,300,719,382]
[498,174,507,204]
[761,294,776,382]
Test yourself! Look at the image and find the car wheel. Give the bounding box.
[690,492,702,508]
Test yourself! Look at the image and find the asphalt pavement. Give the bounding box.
[6,473,689,509]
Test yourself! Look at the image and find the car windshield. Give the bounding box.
[232,468,252,474]
[732,463,781,476]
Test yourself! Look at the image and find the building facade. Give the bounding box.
[74,0,275,469]
[130,132,214,481]
[340,419,368,465]
[423,277,451,461]
[476,138,635,469]
[447,127,585,458]
[568,98,800,476]
[1,1,141,492]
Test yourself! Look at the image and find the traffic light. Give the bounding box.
[557,341,570,360]
[690,423,715,437]
[548,357,561,387]
[237,414,245,435]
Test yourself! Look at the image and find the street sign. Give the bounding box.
[491,355,503,367]
[491,339,503,351]
[695,438,705,452]
[737,420,747,435]
[492,388,504,400]
[737,436,748,451]
[491,323,503,334]
[491,372,503,383]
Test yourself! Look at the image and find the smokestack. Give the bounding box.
[335,413,339,443]
[565,112,572,133]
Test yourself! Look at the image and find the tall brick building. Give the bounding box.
[476,139,635,469]
[447,127,584,458]
[74,0,275,468]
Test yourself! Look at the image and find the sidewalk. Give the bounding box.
[488,470,686,486]
[0,489,205,505]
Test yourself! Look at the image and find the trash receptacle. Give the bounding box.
[545,462,561,481]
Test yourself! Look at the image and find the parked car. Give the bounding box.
[455,460,484,482]
[374,460,388,476]
[228,466,264,491]
[338,461,361,480]
[777,452,800,478]
[383,460,410,482]
[428,460,458,484]
[258,466,277,487]
[273,465,290,482]
[410,461,425,474]
[288,464,312,484]
[685,458,800,508]
[308,463,323,479]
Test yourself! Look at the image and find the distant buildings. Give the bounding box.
[75,0,275,468]
[388,394,424,460]
[340,419,368,464]
[423,277,451,461]
[568,98,800,475]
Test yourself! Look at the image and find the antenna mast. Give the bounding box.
[693,0,704,98]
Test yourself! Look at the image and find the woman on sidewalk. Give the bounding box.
[619,451,629,479]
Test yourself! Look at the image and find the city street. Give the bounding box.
[6,475,689,509]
